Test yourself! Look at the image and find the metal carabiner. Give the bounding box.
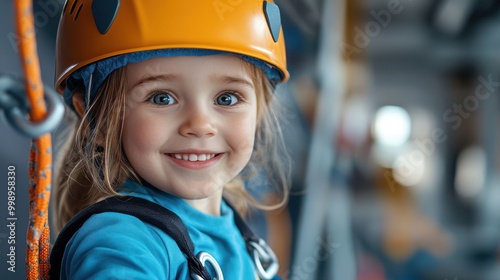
[0,75,65,138]
[191,251,224,280]
[248,238,279,280]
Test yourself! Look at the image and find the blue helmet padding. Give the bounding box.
[63,49,282,110]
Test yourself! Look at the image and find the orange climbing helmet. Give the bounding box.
[55,0,289,97]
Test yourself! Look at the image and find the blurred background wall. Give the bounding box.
[1,0,499,279]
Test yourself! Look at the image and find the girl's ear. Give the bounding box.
[72,92,93,139]
[72,92,86,117]
[72,91,105,146]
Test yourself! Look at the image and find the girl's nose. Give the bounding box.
[178,108,217,138]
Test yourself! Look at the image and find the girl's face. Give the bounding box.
[123,55,257,212]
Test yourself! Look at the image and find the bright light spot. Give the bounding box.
[392,144,427,187]
[372,106,412,146]
[455,146,486,198]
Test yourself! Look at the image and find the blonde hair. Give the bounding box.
[54,61,290,231]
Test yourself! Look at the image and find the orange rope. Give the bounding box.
[14,1,52,279]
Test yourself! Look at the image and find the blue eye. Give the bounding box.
[150,92,176,105]
[215,92,238,106]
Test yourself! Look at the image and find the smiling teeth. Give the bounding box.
[173,154,215,161]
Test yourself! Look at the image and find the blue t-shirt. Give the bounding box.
[60,180,258,279]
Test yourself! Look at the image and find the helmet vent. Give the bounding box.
[91,0,121,34]
[69,0,79,15]
[263,1,281,43]
[74,3,83,21]
[66,0,83,21]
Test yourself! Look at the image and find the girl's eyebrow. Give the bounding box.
[130,73,181,90]
[209,73,254,89]
[130,73,254,90]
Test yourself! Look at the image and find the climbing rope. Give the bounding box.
[6,0,64,279]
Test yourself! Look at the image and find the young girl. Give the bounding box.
[52,0,290,279]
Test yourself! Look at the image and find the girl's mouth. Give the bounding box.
[166,153,223,169]
[167,153,218,162]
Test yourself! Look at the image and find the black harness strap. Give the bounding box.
[49,196,212,280]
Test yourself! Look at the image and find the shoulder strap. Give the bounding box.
[227,202,280,280]
[49,196,211,280]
